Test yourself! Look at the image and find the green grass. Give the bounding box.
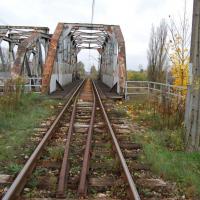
[124,97,184,130]
[109,107,128,118]
[0,93,61,173]
[47,146,64,161]
[26,168,48,189]
[6,163,23,174]
[137,134,200,197]
[123,98,200,198]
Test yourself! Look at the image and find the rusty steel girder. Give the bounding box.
[0,26,50,80]
[41,23,127,94]
[0,23,127,94]
[113,26,127,94]
[42,23,64,93]
[11,31,50,78]
[12,32,40,76]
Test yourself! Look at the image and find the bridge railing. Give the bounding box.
[0,77,42,94]
[125,81,188,99]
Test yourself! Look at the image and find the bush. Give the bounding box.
[0,77,25,112]
[127,70,147,81]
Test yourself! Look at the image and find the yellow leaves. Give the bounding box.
[119,101,123,105]
[169,34,189,88]
[126,110,132,115]
[127,71,147,81]
[171,64,189,87]
[50,105,54,109]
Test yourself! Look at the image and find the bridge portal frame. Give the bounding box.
[42,23,127,94]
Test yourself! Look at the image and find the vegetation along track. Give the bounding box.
[2,79,141,200]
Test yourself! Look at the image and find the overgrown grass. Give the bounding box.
[0,92,60,173]
[122,97,200,198]
[110,107,128,118]
[135,131,200,198]
[47,146,64,161]
[124,96,184,130]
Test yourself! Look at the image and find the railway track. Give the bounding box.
[2,79,140,200]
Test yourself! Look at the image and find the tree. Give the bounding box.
[90,65,98,79]
[127,70,147,81]
[76,61,85,79]
[168,0,190,87]
[138,64,144,72]
[147,19,168,83]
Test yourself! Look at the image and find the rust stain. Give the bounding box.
[42,23,64,93]
[113,26,127,93]
[11,32,40,77]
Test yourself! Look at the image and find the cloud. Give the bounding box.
[0,0,193,70]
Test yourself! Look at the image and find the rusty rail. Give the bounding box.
[2,80,84,200]
[3,79,140,200]
[56,97,78,198]
[92,81,141,200]
[78,88,96,197]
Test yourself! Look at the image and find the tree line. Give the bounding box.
[147,1,190,87]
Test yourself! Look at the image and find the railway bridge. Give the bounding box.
[0,23,126,95]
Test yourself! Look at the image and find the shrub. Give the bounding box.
[0,77,25,112]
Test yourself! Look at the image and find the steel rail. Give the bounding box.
[56,97,79,198]
[2,80,84,200]
[78,87,96,197]
[92,81,141,200]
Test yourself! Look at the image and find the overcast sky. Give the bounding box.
[0,0,193,71]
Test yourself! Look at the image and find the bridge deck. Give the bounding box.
[49,80,82,99]
[49,80,123,100]
[95,80,123,100]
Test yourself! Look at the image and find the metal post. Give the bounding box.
[125,81,127,100]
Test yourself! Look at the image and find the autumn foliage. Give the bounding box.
[169,35,189,87]
[168,4,190,87]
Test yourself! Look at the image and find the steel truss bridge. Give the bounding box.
[0,23,127,94]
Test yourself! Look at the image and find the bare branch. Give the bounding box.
[147,20,168,82]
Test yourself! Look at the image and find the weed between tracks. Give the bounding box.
[47,146,64,161]
[0,92,61,174]
[119,97,200,199]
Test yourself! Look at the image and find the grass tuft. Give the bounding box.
[47,146,64,161]
[6,163,23,174]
